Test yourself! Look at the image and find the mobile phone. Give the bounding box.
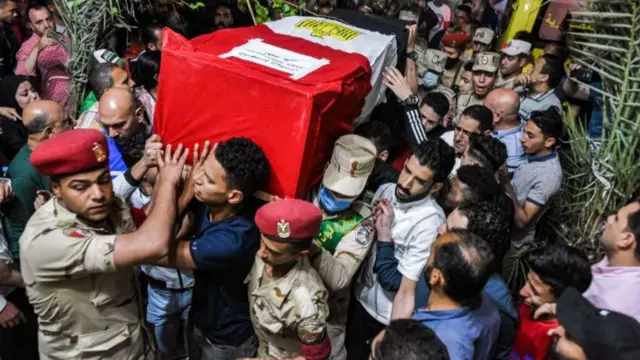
[570,68,593,83]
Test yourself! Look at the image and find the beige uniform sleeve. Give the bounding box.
[23,228,117,282]
[294,286,330,345]
[310,220,375,292]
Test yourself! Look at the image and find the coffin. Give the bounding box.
[154,24,372,198]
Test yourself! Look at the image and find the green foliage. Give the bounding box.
[244,0,308,24]
[551,0,640,256]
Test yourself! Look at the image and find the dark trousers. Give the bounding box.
[0,288,39,360]
[187,322,257,360]
[345,299,386,360]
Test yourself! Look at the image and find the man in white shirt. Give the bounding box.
[346,139,455,360]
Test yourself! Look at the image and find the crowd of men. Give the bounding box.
[0,0,638,359]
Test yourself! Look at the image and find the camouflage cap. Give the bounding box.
[424,49,448,74]
[473,28,495,45]
[472,52,500,73]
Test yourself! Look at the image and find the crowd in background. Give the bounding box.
[0,0,638,359]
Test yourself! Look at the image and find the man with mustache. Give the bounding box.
[348,139,454,360]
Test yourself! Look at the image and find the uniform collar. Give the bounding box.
[254,257,306,309]
[527,151,557,162]
[52,197,129,233]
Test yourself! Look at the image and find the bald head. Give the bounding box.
[98,88,141,139]
[23,100,68,137]
[484,89,520,127]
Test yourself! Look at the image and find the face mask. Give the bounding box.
[422,72,440,88]
[319,186,353,213]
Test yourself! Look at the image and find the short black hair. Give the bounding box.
[420,92,450,119]
[374,319,450,360]
[431,229,494,304]
[463,62,474,72]
[133,50,161,91]
[529,107,563,141]
[456,164,501,203]
[88,63,117,100]
[456,4,471,15]
[461,105,493,132]
[540,54,564,87]
[413,139,455,183]
[214,137,271,201]
[142,21,163,49]
[26,2,50,21]
[525,244,592,298]
[458,195,514,265]
[545,42,569,63]
[164,11,188,37]
[467,134,507,172]
[25,113,50,135]
[354,121,393,154]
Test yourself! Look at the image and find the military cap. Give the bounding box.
[322,134,376,198]
[424,49,447,74]
[472,52,501,73]
[31,129,109,177]
[473,28,494,45]
[255,199,323,242]
[442,32,471,50]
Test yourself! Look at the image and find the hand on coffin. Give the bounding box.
[383,67,414,102]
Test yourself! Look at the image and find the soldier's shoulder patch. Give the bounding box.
[62,227,93,238]
[355,224,372,245]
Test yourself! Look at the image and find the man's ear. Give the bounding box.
[379,150,389,162]
[430,182,443,195]
[296,249,310,260]
[147,43,157,51]
[544,136,557,150]
[429,267,443,287]
[228,189,244,206]
[518,58,528,68]
[618,232,635,251]
[51,180,62,199]
[44,126,54,139]
[134,107,144,123]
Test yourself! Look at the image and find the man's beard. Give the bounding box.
[395,183,431,203]
[115,122,148,167]
[445,57,459,70]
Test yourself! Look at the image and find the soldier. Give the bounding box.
[305,134,377,360]
[20,129,188,359]
[440,32,470,89]
[246,199,331,360]
[415,48,449,98]
[455,51,500,122]
[461,27,494,64]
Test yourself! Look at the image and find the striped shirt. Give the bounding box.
[518,89,562,121]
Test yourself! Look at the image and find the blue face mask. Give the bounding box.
[319,186,353,213]
[422,71,440,88]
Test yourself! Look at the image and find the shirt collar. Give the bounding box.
[492,124,522,138]
[413,306,471,321]
[527,151,557,163]
[52,197,128,233]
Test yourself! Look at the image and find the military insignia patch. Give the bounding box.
[92,142,107,162]
[431,55,439,64]
[277,219,291,238]
[355,225,371,245]
[481,55,489,65]
[63,227,92,238]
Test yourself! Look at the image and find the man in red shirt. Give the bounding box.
[511,244,592,360]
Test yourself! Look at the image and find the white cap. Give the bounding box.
[502,39,532,56]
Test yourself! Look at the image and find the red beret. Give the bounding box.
[442,32,471,49]
[255,199,322,241]
[31,129,109,177]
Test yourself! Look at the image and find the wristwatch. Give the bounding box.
[400,95,420,106]
[406,50,418,62]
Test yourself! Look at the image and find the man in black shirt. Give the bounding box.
[0,0,19,78]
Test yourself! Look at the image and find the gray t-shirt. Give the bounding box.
[518,89,563,121]
[510,152,563,248]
